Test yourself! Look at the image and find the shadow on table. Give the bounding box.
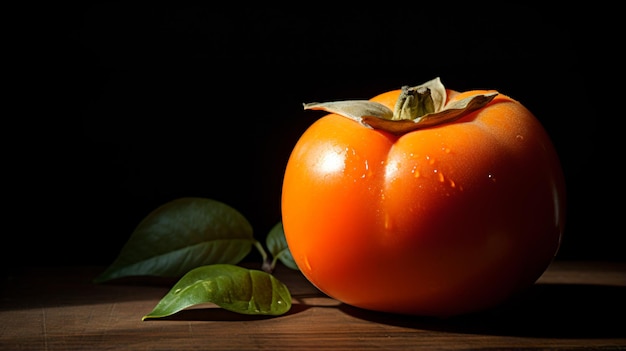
[153,303,313,322]
[339,283,626,339]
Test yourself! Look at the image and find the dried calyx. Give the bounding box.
[303,77,498,135]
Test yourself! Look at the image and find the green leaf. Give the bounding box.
[266,222,299,270]
[142,264,292,319]
[94,197,255,283]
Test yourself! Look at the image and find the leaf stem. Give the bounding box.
[253,240,273,273]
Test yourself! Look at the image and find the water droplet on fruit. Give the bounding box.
[437,172,445,183]
[384,212,394,230]
[360,159,370,179]
[303,257,312,271]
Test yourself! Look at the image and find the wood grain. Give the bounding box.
[1,261,625,350]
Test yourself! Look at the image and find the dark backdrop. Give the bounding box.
[7,4,622,272]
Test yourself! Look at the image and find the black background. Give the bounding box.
[7,4,622,273]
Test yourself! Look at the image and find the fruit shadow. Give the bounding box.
[145,283,625,339]
[338,283,626,339]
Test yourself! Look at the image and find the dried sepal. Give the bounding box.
[303,77,498,135]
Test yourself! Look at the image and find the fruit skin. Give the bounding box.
[281,87,566,317]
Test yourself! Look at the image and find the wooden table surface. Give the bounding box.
[1,260,625,350]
